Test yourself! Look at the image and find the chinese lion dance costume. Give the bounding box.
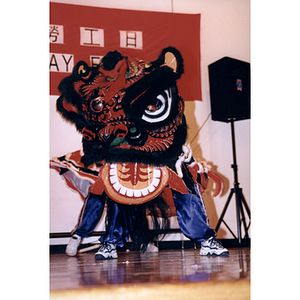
[50,47,229,258]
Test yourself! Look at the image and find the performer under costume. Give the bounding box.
[50,47,229,259]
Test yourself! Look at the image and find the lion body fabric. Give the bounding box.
[51,47,220,250]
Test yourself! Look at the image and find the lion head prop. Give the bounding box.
[57,47,186,168]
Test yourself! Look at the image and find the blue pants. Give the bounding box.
[172,184,215,242]
[73,185,215,245]
[73,193,128,247]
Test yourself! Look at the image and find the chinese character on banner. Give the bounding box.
[49,25,63,44]
[50,2,201,100]
[119,31,143,49]
[80,27,104,47]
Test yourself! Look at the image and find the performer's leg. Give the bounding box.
[172,184,229,256]
[66,193,106,256]
[73,193,106,237]
[99,199,129,246]
[95,200,129,260]
[172,188,215,242]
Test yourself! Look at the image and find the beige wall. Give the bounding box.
[50,0,251,242]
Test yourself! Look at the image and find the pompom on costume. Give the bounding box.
[50,47,229,258]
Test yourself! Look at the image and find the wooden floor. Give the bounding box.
[50,247,250,300]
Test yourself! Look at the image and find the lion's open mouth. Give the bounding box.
[101,163,169,204]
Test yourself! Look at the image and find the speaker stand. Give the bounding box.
[215,119,251,246]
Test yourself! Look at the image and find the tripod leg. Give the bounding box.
[240,191,251,219]
[238,189,249,239]
[238,189,251,239]
[215,189,234,233]
[235,187,242,245]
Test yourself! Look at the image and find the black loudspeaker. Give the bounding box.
[208,57,250,123]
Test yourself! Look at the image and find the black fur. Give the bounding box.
[116,195,171,252]
[81,117,187,167]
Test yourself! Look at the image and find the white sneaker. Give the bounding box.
[143,243,159,253]
[95,242,118,260]
[65,234,82,256]
[200,237,229,256]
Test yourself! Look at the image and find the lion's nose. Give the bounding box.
[125,125,147,146]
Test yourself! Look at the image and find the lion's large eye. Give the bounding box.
[90,97,104,112]
[142,88,172,123]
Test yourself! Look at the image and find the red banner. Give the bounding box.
[50,2,201,100]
